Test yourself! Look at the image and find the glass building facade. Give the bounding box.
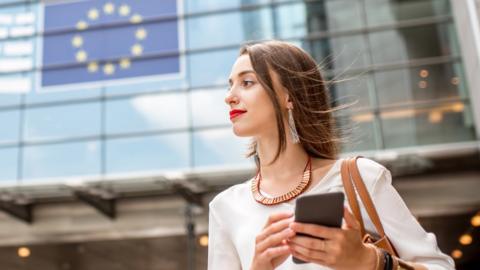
[0,0,477,186]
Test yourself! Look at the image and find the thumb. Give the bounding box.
[342,207,360,230]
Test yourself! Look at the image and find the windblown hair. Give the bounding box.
[239,40,341,165]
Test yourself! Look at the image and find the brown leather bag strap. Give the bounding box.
[340,158,366,237]
[347,156,387,237]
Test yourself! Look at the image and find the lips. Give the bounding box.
[229,109,247,120]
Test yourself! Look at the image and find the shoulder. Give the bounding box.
[209,179,252,214]
[354,157,392,191]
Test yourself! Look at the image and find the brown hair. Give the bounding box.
[239,40,340,165]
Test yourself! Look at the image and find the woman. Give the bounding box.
[208,40,454,270]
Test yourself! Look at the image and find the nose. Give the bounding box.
[225,89,239,106]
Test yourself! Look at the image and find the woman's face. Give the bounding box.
[225,54,284,138]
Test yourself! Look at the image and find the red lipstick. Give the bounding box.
[229,109,247,120]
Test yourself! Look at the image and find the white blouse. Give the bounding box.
[208,158,455,270]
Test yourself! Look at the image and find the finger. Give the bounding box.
[257,217,294,243]
[288,236,327,251]
[342,207,360,230]
[292,250,311,263]
[261,244,291,260]
[289,242,328,261]
[290,246,325,265]
[257,228,295,252]
[289,222,339,240]
[263,212,294,229]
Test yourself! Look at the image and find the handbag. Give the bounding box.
[340,156,398,256]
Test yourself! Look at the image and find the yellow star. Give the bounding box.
[103,63,115,75]
[88,8,99,20]
[76,50,87,62]
[119,4,131,16]
[130,14,142,24]
[131,44,143,56]
[135,28,147,40]
[119,58,131,69]
[104,2,115,15]
[72,35,83,47]
[87,61,98,73]
[76,20,88,31]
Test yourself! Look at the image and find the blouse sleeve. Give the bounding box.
[208,200,242,270]
[370,166,455,270]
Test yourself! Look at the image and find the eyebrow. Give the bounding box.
[228,70,256,85]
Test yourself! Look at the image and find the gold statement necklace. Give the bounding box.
[251,156,312,205]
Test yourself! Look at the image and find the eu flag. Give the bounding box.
[41,0,180,88]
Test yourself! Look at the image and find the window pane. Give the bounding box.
[193,128,251,168]
[374,63,466,106]
[381,103,476,148]
[308,35,370,72]
[23,140,101,181]
[187,8,273,50]
[188,49,237,88]
[0,73,33,97]
[330,75,373,109]
[365,0,450,26]
[0,93,21,107]
[106,133,190,174]
[1,3,38,98]
[24,102,101,141]
[191,88,229,127]
[338,113,378,153]
[369,23,460,64]
[0,147,17,183]
[275,2,308,38]
[0,6,36,93]
[275,0,363,38]
[106,93,188,135]
[0,109,19,144]
[0,1,19,5]
[104,77,187,97]
[185,0,268,13]
[323,0,363,32]
[25,82,102,105]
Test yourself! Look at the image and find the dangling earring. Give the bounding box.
[288,108,300,144]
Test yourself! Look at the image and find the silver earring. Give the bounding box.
[288,108,300,144]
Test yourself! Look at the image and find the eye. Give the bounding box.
[242,79,255,87]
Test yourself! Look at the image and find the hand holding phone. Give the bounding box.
[292,192,344,264]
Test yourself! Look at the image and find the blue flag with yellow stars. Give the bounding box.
[41,0,180,87]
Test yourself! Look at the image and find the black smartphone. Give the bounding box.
[292,192,345,264]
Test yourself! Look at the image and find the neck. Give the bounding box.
[256,132,309,186]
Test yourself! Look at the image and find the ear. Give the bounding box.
[285,93,293,110]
